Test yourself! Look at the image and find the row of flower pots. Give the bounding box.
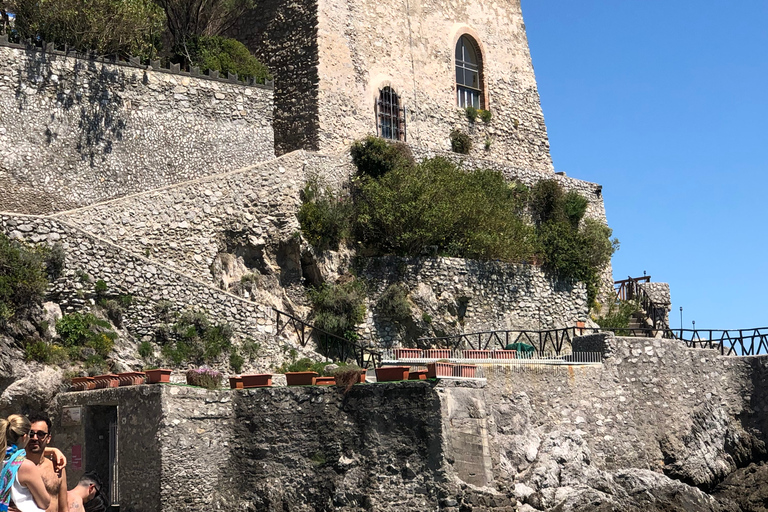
[393,348,516,360]
[70,369,172,391]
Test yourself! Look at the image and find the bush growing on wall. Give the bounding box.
[350,136,414,179]
[0,233,48,323]
[450,130,472,154]
[308,277,366,340]
[178,36,271,83]
[376,283,411,323]
[297,179,352,251]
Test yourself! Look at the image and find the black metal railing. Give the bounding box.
[273,308,381,368]
[614,275,669,330]
[416,327,601,356]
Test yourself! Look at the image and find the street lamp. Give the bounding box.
[680,307,683,339]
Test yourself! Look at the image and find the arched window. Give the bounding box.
[376,86,406,141]
[455,35,483,109]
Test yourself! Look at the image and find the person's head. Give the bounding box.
[25,411,52,454]
[78,472,104,504]
[0,414,31,454]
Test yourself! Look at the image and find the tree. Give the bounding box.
[9,0,165,59]
[154,0,254,49]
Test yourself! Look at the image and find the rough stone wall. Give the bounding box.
[226,0,319,155]
[314,0,552,170]
[0,44,274,214]
[0,214,303,370]
[360,256,588,347]
[56,151,322,287]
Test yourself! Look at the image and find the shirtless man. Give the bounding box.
[14,412,67,512]
[66,473,102,512]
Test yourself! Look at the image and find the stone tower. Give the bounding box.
[229,0,554,172]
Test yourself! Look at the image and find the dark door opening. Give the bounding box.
[85,405,119,511]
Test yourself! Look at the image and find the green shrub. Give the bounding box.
[464,106,478,122]
[530,180,564,224]
[376,283,411,323]
[98,299,123,327]
[353,157,534,261]
[450,129,471,154]
[94,280,108,296]
[479,109,493,123]
[45,243,65,280]
[422,313,432,324]
[241,339,261,360]
[595,300,642,335]
[297,180,352,251]
[229,350,245,373]
[138,340,153,359]
[0,233,48,322]
[56,312,115,357]
[562,190,589,228]
[179,36,271,83]
[161,310,234,366]
[308,278,366,340]
[25,340,51,363]
[350,136,415,179]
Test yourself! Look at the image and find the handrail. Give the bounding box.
[416,327,601,356]
[614,275,669,330]
[273,308,381,368]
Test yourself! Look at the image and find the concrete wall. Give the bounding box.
[0,44,275,214]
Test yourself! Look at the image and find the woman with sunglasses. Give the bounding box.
[0,414,51,512]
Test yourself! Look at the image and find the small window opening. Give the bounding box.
[376,87,406,141]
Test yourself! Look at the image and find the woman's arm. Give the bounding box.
[43,447,67,471]
[57,467,68,512]
[17,459,51,510]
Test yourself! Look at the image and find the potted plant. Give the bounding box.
[393,348,423,359]
[463,350,491,359]
[229,376,244,389]
[426,361,455,378]
[93,374,120,389]
[375,366,410,382]
[424,349,451,359]
[314,376,336,386]
[333,366,366,392]
[70,376,96,391]
[117,372,145,386]
[145,368,172,384]
[285,371,319,386]
[408,369,428,380]
[241,374,273,388]
[186,368,223,389]
[491,349,516,359]
[454,364,477,378]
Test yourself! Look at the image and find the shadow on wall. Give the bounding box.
[16,49,128,167]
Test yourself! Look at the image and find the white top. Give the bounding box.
[10,470,45,512]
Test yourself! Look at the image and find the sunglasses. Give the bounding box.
[28,430,50,439]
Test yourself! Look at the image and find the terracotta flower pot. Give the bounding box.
[145,369,172,384]
[426,362,455,378]
[315,376,336,386]
[70,377,95,391]
[424,349,451,359]
[454,364,477,378]
[462,350,490,359]
[241,374,272,388]
[491,350,516,360]
[375,366,410,382]
[393,348,423,359]
[93,375,119,389]
[408,370,428,380]
[285,371,319,386]
[118,372,145,386]
[229,376,243,389]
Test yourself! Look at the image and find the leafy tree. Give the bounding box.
[178,35,270,82]
[9,0,165,59]
[308,278,366,340]
[154,0,254,48]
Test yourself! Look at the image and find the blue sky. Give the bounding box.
[521,1,768,330]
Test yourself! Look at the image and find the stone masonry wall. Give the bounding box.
[0,44,274,214]
[0,214,306,370]
[227,0,319,155]
[360,256,588,347]
[314,0,553,170]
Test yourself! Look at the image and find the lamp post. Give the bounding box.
[680,307,683,339]
[692,320,696,342]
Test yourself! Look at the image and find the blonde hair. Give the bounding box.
[0,414,31,456]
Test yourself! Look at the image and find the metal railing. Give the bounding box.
[416,327,600,356]
[273,308,382,368]
[614,275,669,330]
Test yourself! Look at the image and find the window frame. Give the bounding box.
[454,34,485,110]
